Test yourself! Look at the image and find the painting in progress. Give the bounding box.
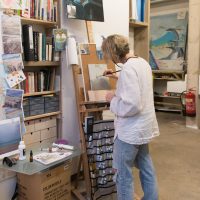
[150,12,188,71]
[88,64,111,90]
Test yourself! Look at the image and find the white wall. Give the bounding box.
[61,0,129,147]
[92,0,129,38]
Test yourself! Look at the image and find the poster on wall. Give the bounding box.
[150,11,188,71]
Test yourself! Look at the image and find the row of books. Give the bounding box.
[131,0,146,22]
[23,25,58,62]
[21,0,58,22]
[19,69,56,94]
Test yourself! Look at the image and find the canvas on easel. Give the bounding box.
[79,44,116,102]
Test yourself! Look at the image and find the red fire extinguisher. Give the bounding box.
[180,89,196,117]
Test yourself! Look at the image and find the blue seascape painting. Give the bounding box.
[150,12,188,70]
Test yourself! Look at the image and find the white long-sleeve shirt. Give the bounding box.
[110,57,159,144]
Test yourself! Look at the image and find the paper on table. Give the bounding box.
[34,152,73,165]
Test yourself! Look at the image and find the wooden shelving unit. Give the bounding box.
[129,0,150,61]
[24,61,60,67]
[24,111,61,121]
[153,70,185,112]
[129,20,148,28]
[23,91,56,97]
[21,0,62,136]
[21,17,57,27]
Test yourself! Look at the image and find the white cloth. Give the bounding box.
[110,57,159,144]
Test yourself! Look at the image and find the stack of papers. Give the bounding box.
[33,152,72,165]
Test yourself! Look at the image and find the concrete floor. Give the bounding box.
[134,112,200,200]
[73,112,200,200]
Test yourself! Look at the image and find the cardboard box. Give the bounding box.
[17,161,71,200]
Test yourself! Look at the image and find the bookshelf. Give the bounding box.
[129,0,150,61]
[20,0,61,145]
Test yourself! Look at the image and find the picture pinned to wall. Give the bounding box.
[0,0,25,10]
[3,89,25,133]
[3,89,23,119]
[0,117,21,156]
[79,43,90,55]
[5,70,26,88]
[1,14,21,36]
[1,14,22,54]
[2,35,22,54]
[150,11,188,71]
[2,54,24,73]
[53,29,67,51]
[88,64,111,90]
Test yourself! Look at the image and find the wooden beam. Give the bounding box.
[85,21,94,43]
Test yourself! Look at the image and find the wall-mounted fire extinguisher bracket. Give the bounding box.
[180,88,196,117]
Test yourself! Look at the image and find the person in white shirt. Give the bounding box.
[101,34,159,200]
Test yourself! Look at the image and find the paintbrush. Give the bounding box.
[96,70,121,78]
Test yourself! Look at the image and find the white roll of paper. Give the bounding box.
[67,37,78,65]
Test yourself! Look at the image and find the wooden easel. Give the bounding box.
[71,22,116,200]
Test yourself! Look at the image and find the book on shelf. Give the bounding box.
[21,0,57,22]
[22,25,34,61]
[20,69,56,94]
[23,25,57,62]
[131,0,146,22]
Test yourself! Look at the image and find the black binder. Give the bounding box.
[23,25,34,61]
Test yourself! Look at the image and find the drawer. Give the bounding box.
[25,121,35,133]
[35,118,46,131]
[41,127,57,140]
[23,131,40,145]
[44,116,57,128]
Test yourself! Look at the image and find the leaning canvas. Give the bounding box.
[150,11,188,71]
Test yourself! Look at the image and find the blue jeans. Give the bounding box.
[113,137,158,200]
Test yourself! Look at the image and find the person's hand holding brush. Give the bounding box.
[103,69,119,79]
